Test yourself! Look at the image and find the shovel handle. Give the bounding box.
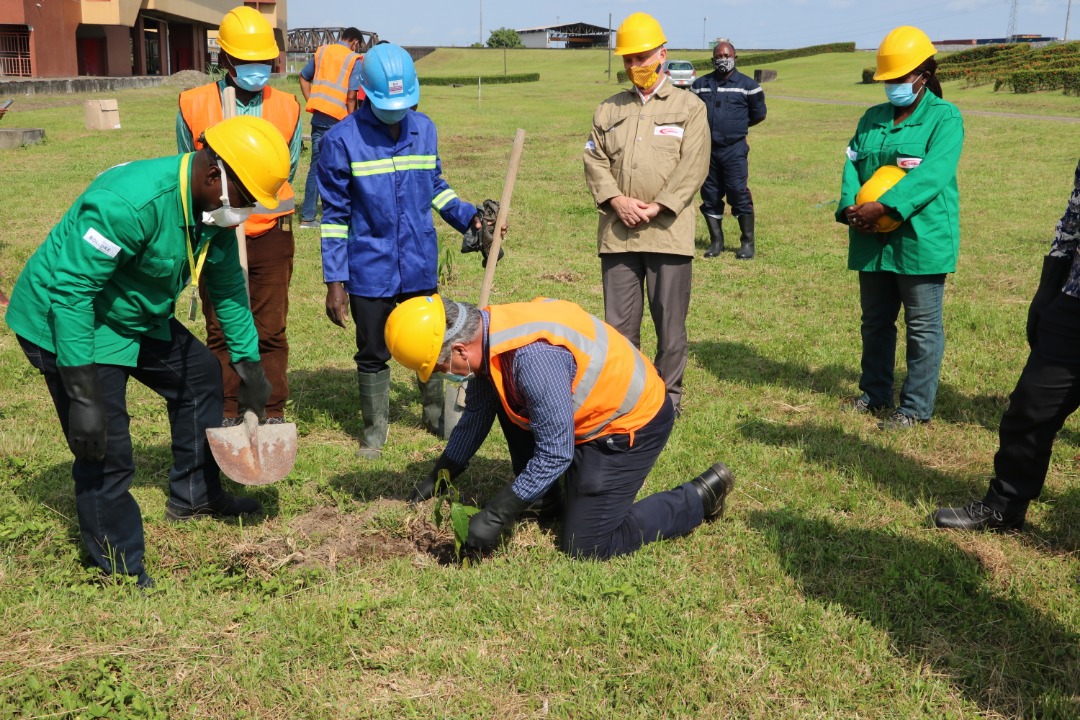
[478,128,525,308]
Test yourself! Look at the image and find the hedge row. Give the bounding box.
[995,68,1080,94]
[418,73,540,86]
[617,41,856,83]
[938,43,1030,67]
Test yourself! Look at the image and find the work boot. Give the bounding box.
[417,376,445,438]
[932,499,1026,532]
[165,492,263,522]
[690,462,736,521]
[703,214,725,258]
[735,214,755,260]
[357,369,391,459]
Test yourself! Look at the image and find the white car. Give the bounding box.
[662,60,697,88]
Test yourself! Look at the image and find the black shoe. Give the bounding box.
[165,492,263,522]
[219,417,243,428]
[932,501,1025,532]
[878,410,928,431]
[691,462,736,521]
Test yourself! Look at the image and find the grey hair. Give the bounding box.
[438,300,482,364]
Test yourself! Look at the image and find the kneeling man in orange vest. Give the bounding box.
[385,295,735,558]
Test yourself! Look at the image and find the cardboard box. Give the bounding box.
[84,99,121,130]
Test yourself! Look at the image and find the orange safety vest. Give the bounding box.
[178,83,299,236]
[486,299,666,444]
[306,43,364,121]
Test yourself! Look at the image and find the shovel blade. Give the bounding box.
[206,412,298,486]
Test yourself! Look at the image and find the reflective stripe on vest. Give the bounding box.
[487,299,665,443]
[178,83,300,235]
[307,44,363,121]
[350,154,436,177]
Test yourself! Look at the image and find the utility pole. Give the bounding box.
[607,13,612,81]
[479,1,483,46]
[703,17,708,49]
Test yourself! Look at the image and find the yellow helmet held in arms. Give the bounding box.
[614,12,667,56]
[385,295,446,382]
[217,6,279,62]
[873,26,936,81]
[855,165,907,233]
[203,115,289,210]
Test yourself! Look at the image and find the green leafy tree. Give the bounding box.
[487,27,523,49]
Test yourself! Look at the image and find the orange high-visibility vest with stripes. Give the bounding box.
[179,83,299,236]
[486,299,666,444]
[306,43,364,121]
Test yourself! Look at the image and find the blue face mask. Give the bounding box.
[436,354,474,384]
[371,105,408,125]
[233,63,272,92]
[884,73,924,107]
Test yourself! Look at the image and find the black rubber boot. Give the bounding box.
[735,214,755,260]
[690,462,736,521]
[357,369,390,459]
[703,214,724,258]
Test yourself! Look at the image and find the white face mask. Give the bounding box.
[203,159,254,227]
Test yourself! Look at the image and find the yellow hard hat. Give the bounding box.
[855,165,907,232]
[614,12,667,56]
[873,26,936,81]
[385,295,446,382]
[218,6,279,62]
[203,116,289,210]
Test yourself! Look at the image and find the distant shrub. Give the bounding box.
[419,73,540,86]
[616,42,856,83]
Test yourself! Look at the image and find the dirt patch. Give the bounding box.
[229,501,457,576]
[540,271,581,284]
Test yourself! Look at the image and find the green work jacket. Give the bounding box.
[836,92,964,274]
[5,154,258,367]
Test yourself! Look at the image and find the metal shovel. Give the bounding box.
[206,411,298,486]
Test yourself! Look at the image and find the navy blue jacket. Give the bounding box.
[690,68,767,147]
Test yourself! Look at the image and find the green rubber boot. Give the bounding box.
[357,369,390,459]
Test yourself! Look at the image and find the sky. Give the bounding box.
[286,0,1077,50]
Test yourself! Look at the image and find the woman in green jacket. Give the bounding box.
[836,25,964,430]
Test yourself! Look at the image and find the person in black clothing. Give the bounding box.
[691,42,767,259]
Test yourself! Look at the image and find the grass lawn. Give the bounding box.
[0,49,1077,718]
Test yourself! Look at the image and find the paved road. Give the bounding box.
[771,94,1080,123]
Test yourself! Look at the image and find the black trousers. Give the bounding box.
[496,398,704,559]
[989,292,1080,512]
[349,288,436,374]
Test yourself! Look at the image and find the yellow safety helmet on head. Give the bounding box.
[614,12,667,56]
[203,115,289,210]
[218,6,279,62]
[385,295,446,382]
[873,26,936,81]
[855,165,907,232]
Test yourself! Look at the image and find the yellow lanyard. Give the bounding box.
[179,153,210,320]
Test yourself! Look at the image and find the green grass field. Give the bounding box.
[0,49,1078,718]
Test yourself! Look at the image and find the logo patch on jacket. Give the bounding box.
[654,125,684,138]
[83,228,121,258]
[897,157,922,169]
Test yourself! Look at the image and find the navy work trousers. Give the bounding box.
[700,138,753,218]
[497,397,704,559]
[18,322,227,580]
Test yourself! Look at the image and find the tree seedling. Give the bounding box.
[431,468,480,562]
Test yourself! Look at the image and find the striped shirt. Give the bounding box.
[444,311,577,502]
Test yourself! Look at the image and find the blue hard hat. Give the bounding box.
[360,43,420,110]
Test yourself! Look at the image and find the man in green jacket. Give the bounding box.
[5,116,290,588]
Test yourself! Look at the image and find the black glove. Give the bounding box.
[1027,255,1072,349]
[466,484,530,553]
[233,360,271,421]
[460,199,503,268]
[409,455,467,504]
[57,364,106,462]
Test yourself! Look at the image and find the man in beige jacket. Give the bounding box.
[583,12,710,414]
